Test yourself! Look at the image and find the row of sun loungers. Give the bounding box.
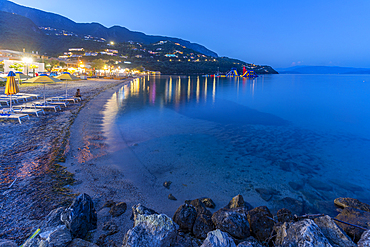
[0,93,40,106]
[0,94,81,124]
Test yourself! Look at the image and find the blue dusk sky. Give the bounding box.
[11,0,370,68]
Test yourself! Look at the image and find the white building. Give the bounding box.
[4,60,45,74]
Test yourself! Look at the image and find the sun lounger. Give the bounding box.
[45,99,69,107]
[0,97,18,104]
[49,96,78,103]
[0,112,29,124]
[35,105,60,112]
[16,93,41,99]
[0,100,9,106]
[3,107,45,117]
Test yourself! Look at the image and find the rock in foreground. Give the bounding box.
[314,215,356,247]
[274,219,332,246]
[334,197,370,212]
[335,207,370,242]
[212,208,250,239]
[61,193,97,239]
[123,214,178,247]
[200,229,236,247]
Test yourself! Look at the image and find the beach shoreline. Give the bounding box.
[0,78,134,244]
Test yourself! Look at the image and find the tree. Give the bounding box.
[44,59,60,72]
[30,64,39,77]
[59,61,67,68]
[90,59,106,75]
[9,62,24,72]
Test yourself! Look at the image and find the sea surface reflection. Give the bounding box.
[105,74,370,215]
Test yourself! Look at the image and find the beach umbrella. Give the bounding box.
[55,72,80,98]
[15,72,30,82]
[23,75,61,83]
[24,75,62,105]
[5,71,19,110]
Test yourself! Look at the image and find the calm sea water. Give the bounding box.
[103,74,370,215]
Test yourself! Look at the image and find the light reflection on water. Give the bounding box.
[105,74,370,215]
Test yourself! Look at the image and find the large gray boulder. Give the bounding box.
[172,204,197,232]
[335,207,370,242]
[61,193,97,239]
[123,214,178,247]
[247,206,275,243]
[0,239,17,247]
[131,203,158,226]
[200,229,237,247]
[274,219,332,247]
[314,215,356,247]
[212,208,250,239]
[334,197,370,212]
[358,230,370,247]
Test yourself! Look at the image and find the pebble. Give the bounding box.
[168,194,177,201]
[163,181,172,189]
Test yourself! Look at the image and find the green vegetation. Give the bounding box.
[90,59,106,70]
[9,62,24,72]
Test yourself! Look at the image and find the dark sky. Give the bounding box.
[12,0,370,68]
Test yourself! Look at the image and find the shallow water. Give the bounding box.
[102,75,370,215]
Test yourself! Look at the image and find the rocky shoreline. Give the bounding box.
[2,194,370,246]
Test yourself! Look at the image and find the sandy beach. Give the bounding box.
[0,78,134,245]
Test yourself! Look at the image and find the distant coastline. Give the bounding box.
[277,65,370,74]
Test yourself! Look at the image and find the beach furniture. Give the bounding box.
[7,107,45,117]
[0,112,29,124]
[45,98,69,107]
[16,93,41,99]
[49,95,81,103]
[0,96,19,103]
[33,103,61,112]
[0,99,10,106]
[17,102,61,112]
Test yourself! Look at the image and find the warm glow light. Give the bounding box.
[110,41,114,45]
[22,57,33,63]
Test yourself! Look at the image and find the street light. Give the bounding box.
[22,57,33,76]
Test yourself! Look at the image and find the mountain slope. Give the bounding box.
[0,0,218,57]
[0,10,44,51]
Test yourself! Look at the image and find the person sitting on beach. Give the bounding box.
[75,89,81,98]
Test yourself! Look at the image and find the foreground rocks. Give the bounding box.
[123,213,178,247]
[61,193,97,239]
[18,193,98,247]
[274,219,332,246]
[314,215,356,247]
[200,229,236,247]
[335,207,370,242]
[15,192,370,247]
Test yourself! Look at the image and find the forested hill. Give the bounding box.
[0,0,217,57]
